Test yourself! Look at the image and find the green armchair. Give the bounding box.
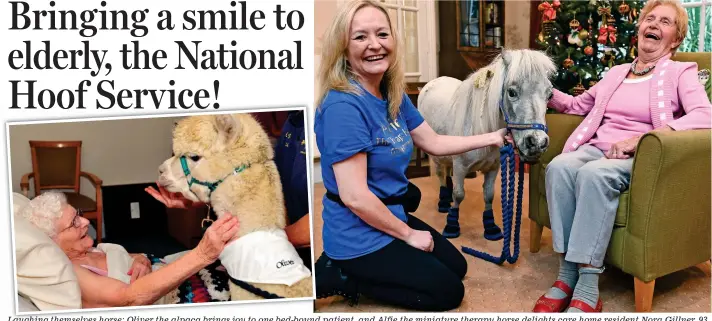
[528,52,712,312]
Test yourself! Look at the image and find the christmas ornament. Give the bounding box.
[607,16,617,26]
[538,31,545,42]
[619,2,630,14]
[630,46,637,59]
[573,82,586,96]
[579,29,589,40]
[563,56,574,69]
[538,0,561,22]
[569,19,580,29]
[584,46,594,55]
[601,49,614,67]
[598,24,617,44]
[568,28,583,46]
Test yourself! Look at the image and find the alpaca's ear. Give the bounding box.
[502,50,512,66]
[214,114,241,147]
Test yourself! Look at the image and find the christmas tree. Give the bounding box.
[535,0,645,96]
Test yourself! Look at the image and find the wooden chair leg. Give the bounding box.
[634,277,655,312]
[96,213,103,242]
[530,219,543,253]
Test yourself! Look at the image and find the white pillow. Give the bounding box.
[13,193,81,311]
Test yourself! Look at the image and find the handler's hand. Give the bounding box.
[489,128,510,148]
[405,229,434,252]
[145,183,203,209]
[606,136,640,159]
[195,215,239,264]
[127,255,152,283]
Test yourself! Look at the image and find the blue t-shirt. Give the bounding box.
[315,86,425,260]
[274,111,309,225]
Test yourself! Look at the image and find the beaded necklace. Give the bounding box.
[630,60,656,76]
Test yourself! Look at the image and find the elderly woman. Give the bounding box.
[533,0,711,313]
[314,0,510,312]
[18,191,238,308]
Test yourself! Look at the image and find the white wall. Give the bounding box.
[9,117,182,196]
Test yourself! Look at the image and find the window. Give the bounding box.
[378,0,437,82]
[680,0,711,52]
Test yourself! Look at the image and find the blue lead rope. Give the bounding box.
[462,143,524,264]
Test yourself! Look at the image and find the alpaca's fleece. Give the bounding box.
[158,113,313,300]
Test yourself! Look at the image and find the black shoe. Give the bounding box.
[315,253,359,305]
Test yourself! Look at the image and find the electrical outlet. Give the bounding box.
[130,202,140,219]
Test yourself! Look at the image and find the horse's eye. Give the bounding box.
[508,88,518,98]
[190,155,202,162]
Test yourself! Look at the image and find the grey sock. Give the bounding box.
[567,266,604,313]
[544,256,578,299]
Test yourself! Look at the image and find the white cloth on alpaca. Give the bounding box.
[219,229,311,286]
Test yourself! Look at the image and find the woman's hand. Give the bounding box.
[145,184,203,209]
[488,128,511,148]
[404,229,434,252]
[606,136,640,159]
[194,215,240,264]
[127,255,152,283]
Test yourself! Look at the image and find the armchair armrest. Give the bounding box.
[625,129,712,279]
[80,172,103,186]
[20,173,34,197]
[540,113,584,164]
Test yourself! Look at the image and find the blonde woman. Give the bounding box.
[314,0,509,311]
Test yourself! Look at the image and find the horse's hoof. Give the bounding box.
[442,229,460,238]
[483,231,503,241]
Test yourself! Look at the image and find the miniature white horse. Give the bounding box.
[418,49,556,239]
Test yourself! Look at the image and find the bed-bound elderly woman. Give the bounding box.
[17,191,238,308]
[533,0,711,313]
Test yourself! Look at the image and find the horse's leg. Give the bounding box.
[443,161,468,238]
[482,170,503,241]
[436,161,452,213]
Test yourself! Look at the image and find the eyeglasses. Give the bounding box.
[60,208,84,233]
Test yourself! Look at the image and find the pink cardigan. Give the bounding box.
[548,54,712,153]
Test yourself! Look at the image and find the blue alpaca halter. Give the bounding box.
[460,82,548,265]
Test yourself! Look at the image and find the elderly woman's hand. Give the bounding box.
[606,136,641,159]
[127,255,152,283]
[194,214,239,264]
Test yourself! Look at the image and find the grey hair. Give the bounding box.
[17,191,68,237]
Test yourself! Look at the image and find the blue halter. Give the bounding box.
[498,97,549,134]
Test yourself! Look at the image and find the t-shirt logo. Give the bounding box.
[375,119,412,155]
[276,259,295,268]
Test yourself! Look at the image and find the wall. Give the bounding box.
[8,117,181,196]
[438,0,532,80]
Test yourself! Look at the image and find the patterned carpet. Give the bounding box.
[312,174,711,313]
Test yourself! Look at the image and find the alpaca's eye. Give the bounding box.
[190,155,202,162]
[547,91,553,100]
[508,88,518,98]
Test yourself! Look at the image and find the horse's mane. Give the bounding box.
[449,49,556,136]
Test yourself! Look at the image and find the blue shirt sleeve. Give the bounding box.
[400,94,425,131]
[321,102,374,164]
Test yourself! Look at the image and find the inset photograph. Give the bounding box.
[312,0,711,313]
[8,108,314,312]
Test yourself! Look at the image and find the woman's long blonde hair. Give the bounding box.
[316,0,405,120]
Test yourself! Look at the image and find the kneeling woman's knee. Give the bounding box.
[430,276,464,311]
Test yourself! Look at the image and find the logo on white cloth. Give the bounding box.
[276,259,295,268]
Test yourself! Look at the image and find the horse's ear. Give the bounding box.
[502,50,512,66]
